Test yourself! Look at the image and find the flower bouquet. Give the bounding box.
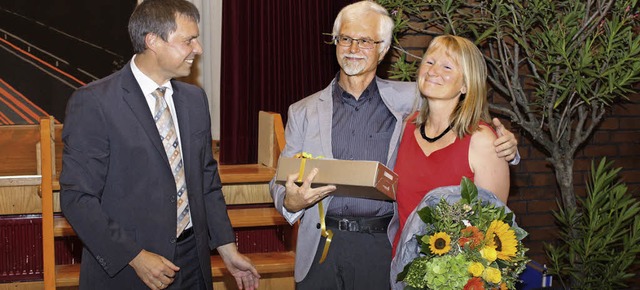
[392,177,529,290]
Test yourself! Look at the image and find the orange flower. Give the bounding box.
[459,236,471,247]
[491,282,508,290]
[459,226,484,249]
[463,277,485,290]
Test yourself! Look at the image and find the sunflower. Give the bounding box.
[485,220,518,260]
[428,232,451,255]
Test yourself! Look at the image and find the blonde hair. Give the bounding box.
[415,35,490,138]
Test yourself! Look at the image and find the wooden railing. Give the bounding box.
[0,111,293,289]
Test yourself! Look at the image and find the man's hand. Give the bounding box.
[217,243,260,290]
[492,118,518,162]
[129,249,179,289]
[283,168,337,212]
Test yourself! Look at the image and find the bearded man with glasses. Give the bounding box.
[270,1,519,289]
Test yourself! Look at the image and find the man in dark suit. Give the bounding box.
[60,1,259,289]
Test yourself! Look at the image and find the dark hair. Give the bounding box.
[128,0,200,53]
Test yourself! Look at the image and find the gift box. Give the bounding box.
[275,157,398,200]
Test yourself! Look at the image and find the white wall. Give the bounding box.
[190,0,222,140]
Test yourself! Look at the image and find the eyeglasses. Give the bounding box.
[334,35,383,49]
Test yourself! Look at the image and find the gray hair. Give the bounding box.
[332,1,394,55]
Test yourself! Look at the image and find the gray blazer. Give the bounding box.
[269,77,417,282]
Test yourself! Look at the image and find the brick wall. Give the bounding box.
[386,33,640,272]
[509,100,640,262]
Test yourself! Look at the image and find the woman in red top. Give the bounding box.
[392,35,510,253]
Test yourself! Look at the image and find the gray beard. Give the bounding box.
[341,61,366,76]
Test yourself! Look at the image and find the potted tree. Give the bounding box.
[377,0,640,287]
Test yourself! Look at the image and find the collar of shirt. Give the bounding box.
[130,55,174,104]
[129,55,183,145]
[332,73,378,106]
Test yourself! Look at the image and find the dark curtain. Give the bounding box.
[220,0,352,164]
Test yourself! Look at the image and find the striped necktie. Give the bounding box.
[152,87,191,237]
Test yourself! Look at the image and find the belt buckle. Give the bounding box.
[338,218,359,232]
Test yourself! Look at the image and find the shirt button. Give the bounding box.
[170,237,177,244]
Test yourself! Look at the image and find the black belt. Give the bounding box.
[177,227,194,242]
[325,214,392,233]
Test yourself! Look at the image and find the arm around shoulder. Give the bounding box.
[469,126,510,203]
[491,117,520,165]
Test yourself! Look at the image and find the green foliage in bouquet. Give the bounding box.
[545,158,640,289]
[398,178,529,289]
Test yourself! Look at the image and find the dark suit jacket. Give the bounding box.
[60,63,234,289]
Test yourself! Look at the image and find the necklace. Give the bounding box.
[420,123,451,143]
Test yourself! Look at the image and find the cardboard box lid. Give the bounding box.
[275,157,397,200]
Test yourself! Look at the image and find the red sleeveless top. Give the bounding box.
[392,112,488,253]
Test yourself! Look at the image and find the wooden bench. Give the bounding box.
[32,111,294,290]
